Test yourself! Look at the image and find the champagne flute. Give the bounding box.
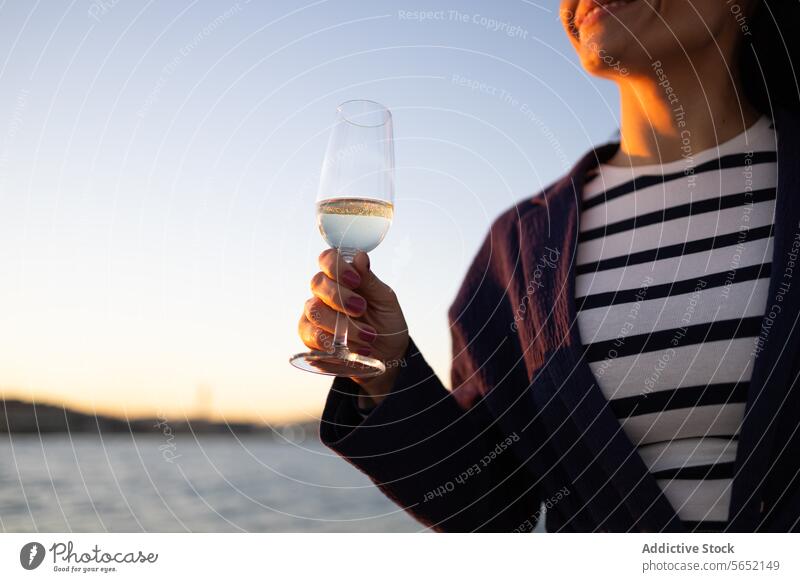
[290,100,395,378]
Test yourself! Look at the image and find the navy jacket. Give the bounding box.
[320,108,800,532]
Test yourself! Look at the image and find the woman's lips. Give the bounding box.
[576,0,636,31]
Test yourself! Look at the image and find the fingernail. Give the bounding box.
[359,328,377,343]
[355,347,371,357]
[345,296,366,313]
[342,270,361,287]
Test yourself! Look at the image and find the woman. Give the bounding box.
[297,0,800,532]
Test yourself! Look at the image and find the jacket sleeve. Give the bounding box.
[319,222,542,532]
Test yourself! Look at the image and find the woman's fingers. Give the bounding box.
[304,297,335,331]
[310,270,367,317]
[348,251,397,303]
[303,297,377,340]
[297,313,375,355]
[318,248,361,288]
[318,249,394,305]
[297,314,332,352]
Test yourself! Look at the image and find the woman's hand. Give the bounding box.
[298,249,409,406]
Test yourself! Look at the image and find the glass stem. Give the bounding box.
[331,249,356,355]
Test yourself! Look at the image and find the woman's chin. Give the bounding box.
[578,28,647,75]
[577,5,659,68]
[580,23,626,51]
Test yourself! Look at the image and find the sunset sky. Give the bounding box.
[0,0,618,424]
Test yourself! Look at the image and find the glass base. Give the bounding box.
[289,349,385,378]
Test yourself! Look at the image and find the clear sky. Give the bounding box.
[0,0,620,423]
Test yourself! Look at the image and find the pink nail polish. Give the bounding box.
[359,328,377,343]
[342,270,361,287]
[345,296,366,313]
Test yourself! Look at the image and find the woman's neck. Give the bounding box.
[610,54,761,167]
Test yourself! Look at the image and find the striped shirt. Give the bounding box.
[575,116,778,531]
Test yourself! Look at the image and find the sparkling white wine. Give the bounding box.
[316,197,394,252]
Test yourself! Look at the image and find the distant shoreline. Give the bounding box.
[0,399,317,437]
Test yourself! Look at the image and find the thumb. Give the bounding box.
[350,251,395,303]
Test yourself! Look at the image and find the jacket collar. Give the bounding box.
[533,109,800,531]
[729,107,800,530]
[534,143,683,532]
